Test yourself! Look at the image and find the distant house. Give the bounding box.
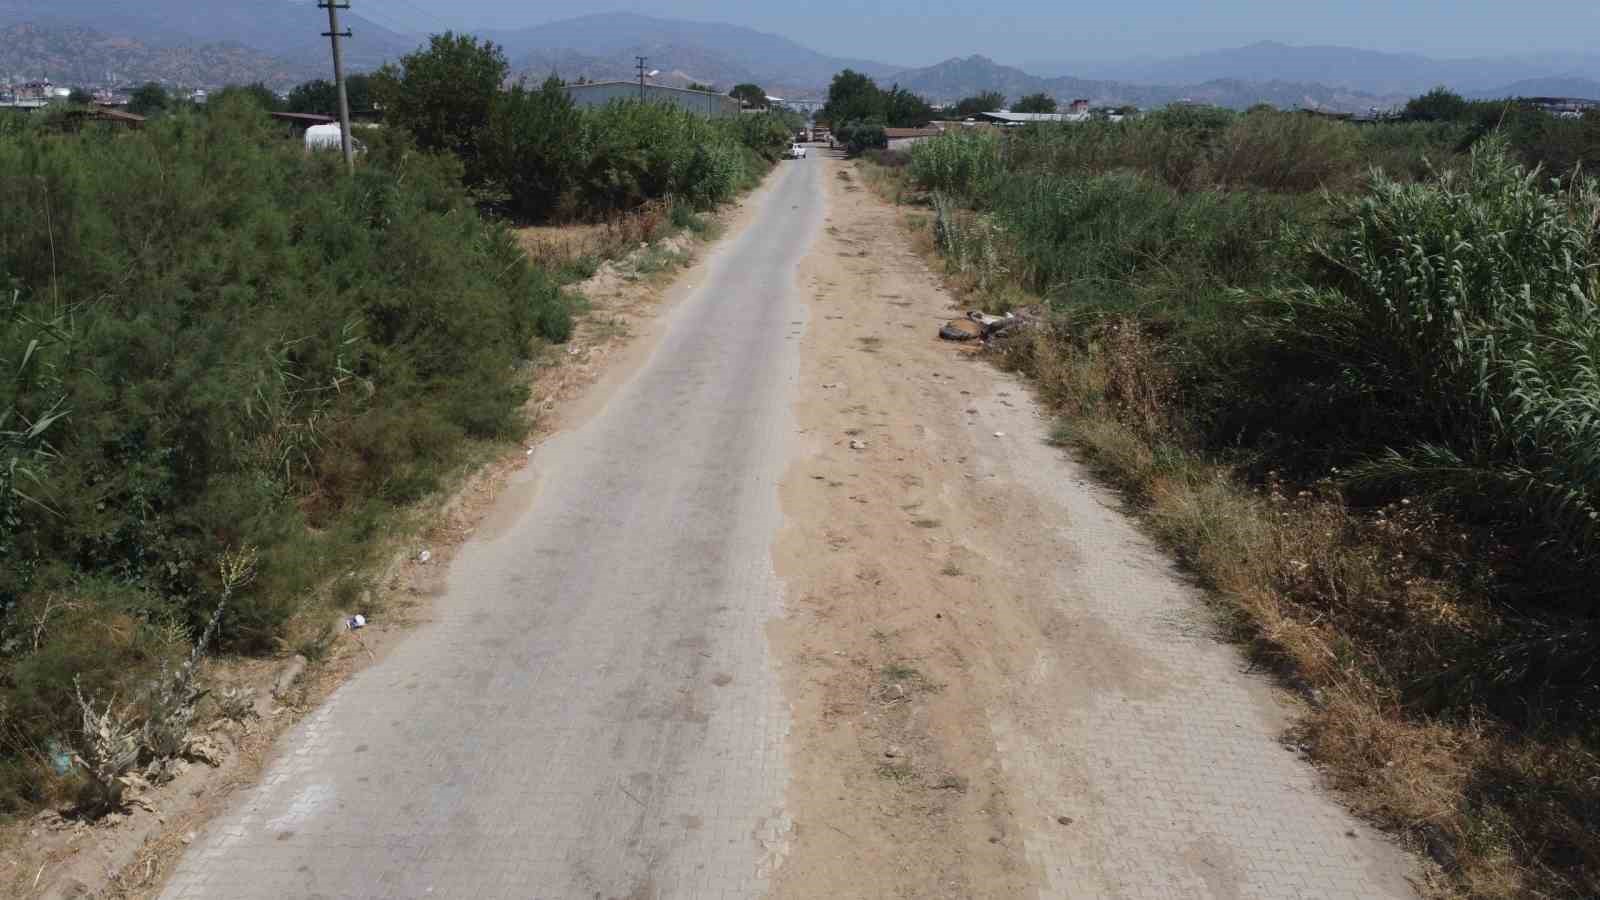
[562,81,740,118]
[1069,98,1090,114]
[768,96,823,115]
[270,111,337,134]
[1519,96,1600,118]
[975,110,1090,126]
[883,126,943,149]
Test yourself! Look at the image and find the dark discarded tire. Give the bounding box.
[940,319,983,341]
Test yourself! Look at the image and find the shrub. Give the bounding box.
[482,77,587,220]
[1257,139,1600,582]
[578,100,743,213]
[0,95,569,809]
[909,129,1005,197]
[836,121,888,156]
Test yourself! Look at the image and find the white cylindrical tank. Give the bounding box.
[304,123,378,153]
[304,123,346,152]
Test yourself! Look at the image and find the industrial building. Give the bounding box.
[562,81,740,118]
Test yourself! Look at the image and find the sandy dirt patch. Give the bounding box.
[769,156,1418,898]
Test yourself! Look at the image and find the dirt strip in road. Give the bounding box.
[769,157,1420,900]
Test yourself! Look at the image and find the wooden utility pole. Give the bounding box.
[636,56,648,101]
[320,0,355,174]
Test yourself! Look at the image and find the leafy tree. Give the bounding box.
[823,69,885,127]
[66,87,93,106]
[1013,92,1057,114]
[822,71,932,129]
[730,83,767,109]
[213,82,283,112]
[127,82,170,116]
[287,75,374,117]
[373,31,508,183]
[686,82,713,93]
[954,92,1006,118]
[1405,87,1470,122]
[482,76,586,220]
[882,84,934,128]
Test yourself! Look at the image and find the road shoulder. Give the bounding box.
[770,155,1419,898]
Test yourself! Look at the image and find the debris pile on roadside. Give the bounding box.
[938,309,1039,343]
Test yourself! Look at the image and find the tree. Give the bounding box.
[1405,87,1470,122]
[1013,92,1057,114]
[287,75,374,117]
[954,92,1006,117]
[373,32,509,183]
[212,82,283,112]
[730,83,767,109]
[822,71,933,129]
[481,76,586,221]
[128,83,170,116]
[67,88,93,106]
[686,82,712,93]
[823,69,885,127]
[882,84,934,127]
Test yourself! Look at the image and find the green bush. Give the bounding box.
[478,96,780,222]
[836,121,888,156]
[0,95,570,809]
[909,128,1004,196]
[481,76,587,220]
[578,100,744,213]
[1256,139,1600,577]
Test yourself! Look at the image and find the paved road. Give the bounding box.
[162,160,823,900]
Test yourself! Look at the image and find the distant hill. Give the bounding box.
[1471,76,1600,100]
[6,6,1597,114]
[1026,41,1600,98]
[514,42,787,94]
[886,55,1404,112]
[0,0,418,71]
[0,22,310,89]
[495,12,896,94]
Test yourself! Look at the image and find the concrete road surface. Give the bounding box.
[162,159,823,900]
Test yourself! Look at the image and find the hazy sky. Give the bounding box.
[360,1,1599,67]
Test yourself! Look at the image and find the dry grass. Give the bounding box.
[516,199,673,278]
[1001,323,1600,898]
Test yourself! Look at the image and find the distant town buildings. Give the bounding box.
[766,96,823,115]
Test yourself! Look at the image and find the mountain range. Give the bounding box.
[1,7,1597,112]
[880,55,1416,113]
[0,0,417,87]
[1026,41,1600,99]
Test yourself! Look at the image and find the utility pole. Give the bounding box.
[636,56,648,102]
[320,0,355,174]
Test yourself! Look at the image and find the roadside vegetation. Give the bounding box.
[873,102,1600,897]
[375,33,794,221]
[0,31,787,822]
